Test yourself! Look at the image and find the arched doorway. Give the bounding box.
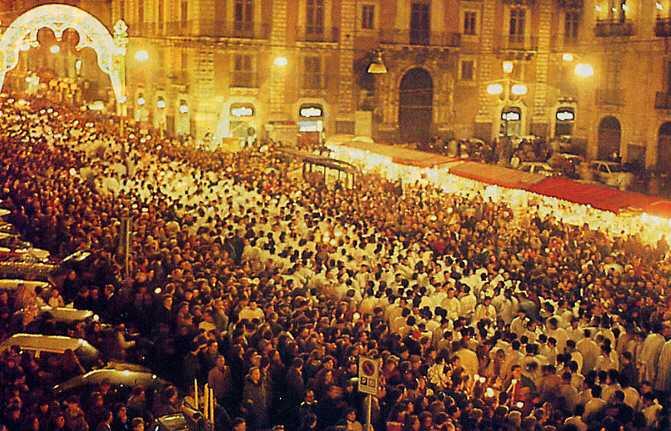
[597,116,621,160]
[399,68,433,143]
[657,122,671,173]
[0,4,127,108]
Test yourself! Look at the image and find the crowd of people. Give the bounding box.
[0,96,670,431]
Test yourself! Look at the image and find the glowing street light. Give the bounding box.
[136,96,146,106]
[273,56,288,67]
[562,53,574,62]
[511,84,528,96]
[49,45,60,54]
[486,83,504,96]
[134,49,149,62]
[575,63,594,78]
[178,102,189,114]
[156,97,166,109]
[502,61,514,74]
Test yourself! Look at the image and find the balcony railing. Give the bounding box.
[379,29,461,47]
[231,71,258,88]
[594,19,634,37]
[163,21,270,39]
[655,92,671,109]
[296,27,340,43]
[300,74,328,91]
[499,34,538,51]
[596,88,624,106]
[656,17,671,37]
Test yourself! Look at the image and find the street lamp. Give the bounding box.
[485,78,528,136]
[273,56,288,67]
[50,45,60,54]
[367,49,387,74]
[574,63,594,78]
[134,49,149,62]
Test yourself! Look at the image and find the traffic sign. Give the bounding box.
[358,356,380,396]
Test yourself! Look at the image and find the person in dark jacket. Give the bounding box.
[242,367,270,430]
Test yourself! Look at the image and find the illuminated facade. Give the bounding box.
[1,1,671,168]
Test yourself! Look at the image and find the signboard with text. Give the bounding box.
[358,356,380,396]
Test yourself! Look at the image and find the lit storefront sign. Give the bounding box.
[556,108,575,122]
[501,108,521,122]
[299,104,325,133]
[230,105,255,118]
[299,105,323,118]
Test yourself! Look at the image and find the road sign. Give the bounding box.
[358,356,380,396]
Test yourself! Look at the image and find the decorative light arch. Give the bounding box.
[0,4,128,105]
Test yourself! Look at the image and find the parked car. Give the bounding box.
[589,160,634,190]
[53,369,169,395]
[518,162,561,177]
[0,279,52,291]
[549,153,584,179]
[0,333,148,374]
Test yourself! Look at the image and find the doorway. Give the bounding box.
[399,68,433,143]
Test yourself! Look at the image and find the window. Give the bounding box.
[509,9,526,37]
[235,0,254,33]
[564,11,579,42]
[232,54,256,87]
[303,56,324,89]
[138,1,144,24]
[158,0,164,26]
[306,0,325,36]
[410,1,430,44]
[607,0,627,22]
[463,11,478,36]
[460,60,475,81]
[665,61,671,93]
[180,0,188,28]
[119,0,125,20]
[361,5,375,30]
[605,57,621,90]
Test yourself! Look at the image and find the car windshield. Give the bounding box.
[607,164,625,172]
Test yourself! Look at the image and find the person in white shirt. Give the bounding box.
[577,329,601,374]
[564,405,588,431]
[458,284,477,319]
[583,386,607,421]
[473,296,496,323]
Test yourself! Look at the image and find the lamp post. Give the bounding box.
[485,79,527,137]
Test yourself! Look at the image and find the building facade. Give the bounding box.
[1,1,671,169]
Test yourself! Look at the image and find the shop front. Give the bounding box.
[555,107,575,137]
[500,106,522,137]
[229,103,256,139]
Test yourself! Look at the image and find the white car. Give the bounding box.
[518,162,561,177]
[589,161,634,190]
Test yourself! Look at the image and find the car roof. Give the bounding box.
[0,279,51,290]
[0,333,96,354]
[38,307,94,322]
[154,414,190,431]
[54,369,168,393]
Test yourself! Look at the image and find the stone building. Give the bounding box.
[1,1,671,169]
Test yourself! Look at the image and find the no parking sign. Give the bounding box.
[358,356,380,396]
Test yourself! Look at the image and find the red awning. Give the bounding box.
[448,162,545,189]
[645,200,671,219]
[525,178,661,213]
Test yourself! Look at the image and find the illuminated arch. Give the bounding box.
[0,4,128,104]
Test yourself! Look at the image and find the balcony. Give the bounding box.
[655,92,671,109]
[300,74,328,91]
[596,88,624,106]
[230,71,258,89]
[594,19,634,37]
[163,21,270,39]
[297,27,340,43]
[379,29,461,47]
[500,34,538,51]
[656,18,671,37]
